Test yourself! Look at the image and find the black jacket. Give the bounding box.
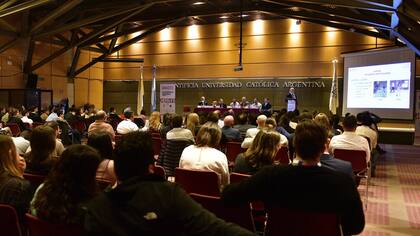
[222,165,364,235]
[320,154,355,182]
[84,175,256,236]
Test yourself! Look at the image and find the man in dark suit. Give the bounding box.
[261,98,272,114]
[218,98,227,108]
[221,115,241,141]
[198,96,208,106]
[285,87,298,111]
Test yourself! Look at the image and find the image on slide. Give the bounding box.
[373,81,387,98]
[390,80,409,97]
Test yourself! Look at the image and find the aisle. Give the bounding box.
[358,144,420,236]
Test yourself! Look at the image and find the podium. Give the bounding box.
[287,99,296,112]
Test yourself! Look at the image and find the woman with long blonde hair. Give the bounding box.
[142,111,162,132]
[186,112,199,136]
[0,135,32,219]
[234,129,281,174]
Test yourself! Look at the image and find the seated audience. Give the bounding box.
[179,122,229,188]
[8,109,27,132]
[142,111,162,132]
[330,113,343,135]
[329,114,370,163]
[0,135,32,220]
[185,112,199,136]
[356,112,378,151]
[12,130,31,155]
[222,115,241,141]
[30,145,100,225]
[314,113,332,137]
[46,107,59,122]
[222,120,365,236]
[28,107,43,123]
[241,114,267,148]
[265,117,288,147]
[234,113,256,138]
[167,114,195,143]
[43,121,65,156]
[24,126,58,175]
[159,113,173,139]
[234,129,281,175]
[21,110,33,126]
[87,132,117,184]
[84,131,254,235]
[88,110,115,140]
[116,111,139,134]
[108,107,122,122]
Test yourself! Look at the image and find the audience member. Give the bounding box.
[87,132,117,184]
[43,121,65,156]
[234,129,281,175]
[356,112,378,151]
[24,126,58,175]
[0,135,32,220]
[167,114,195,143]
[30,145,100,225]
[234,113,256,138]
[84,131,254,235]
[12,130,31,155]
[265,117,288,147]
[46,108,59,122]
[8,109,27,132]
[314,113,332,137]
[88,110,115,140]
[185,112,199,136]
[21,110,33,126]
[107,107,122,122]
[330,113,343,135]
[241,114,267,148]
[179,122,229,188]
[116,111,139,134]
[222,115,241,141]
[329,114,370,163]
[28,107,42,123]
[142,111,162,132]
[160,113,173,138]
[222,120,365,236]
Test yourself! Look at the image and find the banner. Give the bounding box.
[329,59,339,114]
[415,90,420,146]
[151,65,157,112]
[160,83,176,114]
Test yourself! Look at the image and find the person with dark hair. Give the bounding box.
[107,107,122,123]
[87,132,117,184]
[356,112,378,151]
[234,113,255,138]
[0,135,32,221]
[234,129,281,175]
[12,130,31,155]
[160,113,173,138]
[84,131,254,236]
[116,111,139,134]
[330,113,343,135]
[166,114,195,143]
[43,121,65,156]
[21,110,33,126]
[180,122,229,188]
[329,114,370,163]
[222,120,365,236]
[30,145,100,225]
[8,109,27,132]
[24,126,58,175]
[28,106,42,123]
[88,110,115,140]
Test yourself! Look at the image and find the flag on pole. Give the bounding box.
[329,59,339,114]
[151,64,157,112]
[137,65,144,115]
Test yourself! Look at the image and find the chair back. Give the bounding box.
[153,165,166,179]
[274,147,290,165]
[6,123,21,137]
[333,149,367,172]
[23,173,46,188]
[190,193,255,232]
[226,142,246,163]
[25,214,86,236]
[230,172,250,183]
[0,204,22,236]
[265,208,341,236]
[175,168,220,196]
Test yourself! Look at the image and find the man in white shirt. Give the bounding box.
[230,98,240,108]
[166,114,195,143]
[21,110,33,125]
[355,112,378,151]
[248,98,262,110]
[117,111,139,134]
[46,108,59,122]
[241,114,267,148]
[329,114,370,163]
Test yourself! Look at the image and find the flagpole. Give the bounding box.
[137,64,144,116]
[151,64,157,113]
[329,59,339,115]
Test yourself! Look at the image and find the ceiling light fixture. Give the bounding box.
[220,15,229,19]
[193,1,205,5]
[239,14,249,17]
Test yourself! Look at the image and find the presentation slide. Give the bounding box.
[347,62,411,109]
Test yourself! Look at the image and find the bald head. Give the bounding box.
[96,110,106,120]
[224,115,235,127]
[256,115,267,128]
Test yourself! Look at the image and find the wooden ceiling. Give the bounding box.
[0,0,418,77]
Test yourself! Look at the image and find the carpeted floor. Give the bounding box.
[358,144,420,236]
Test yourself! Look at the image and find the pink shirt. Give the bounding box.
[88,120,115,139]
